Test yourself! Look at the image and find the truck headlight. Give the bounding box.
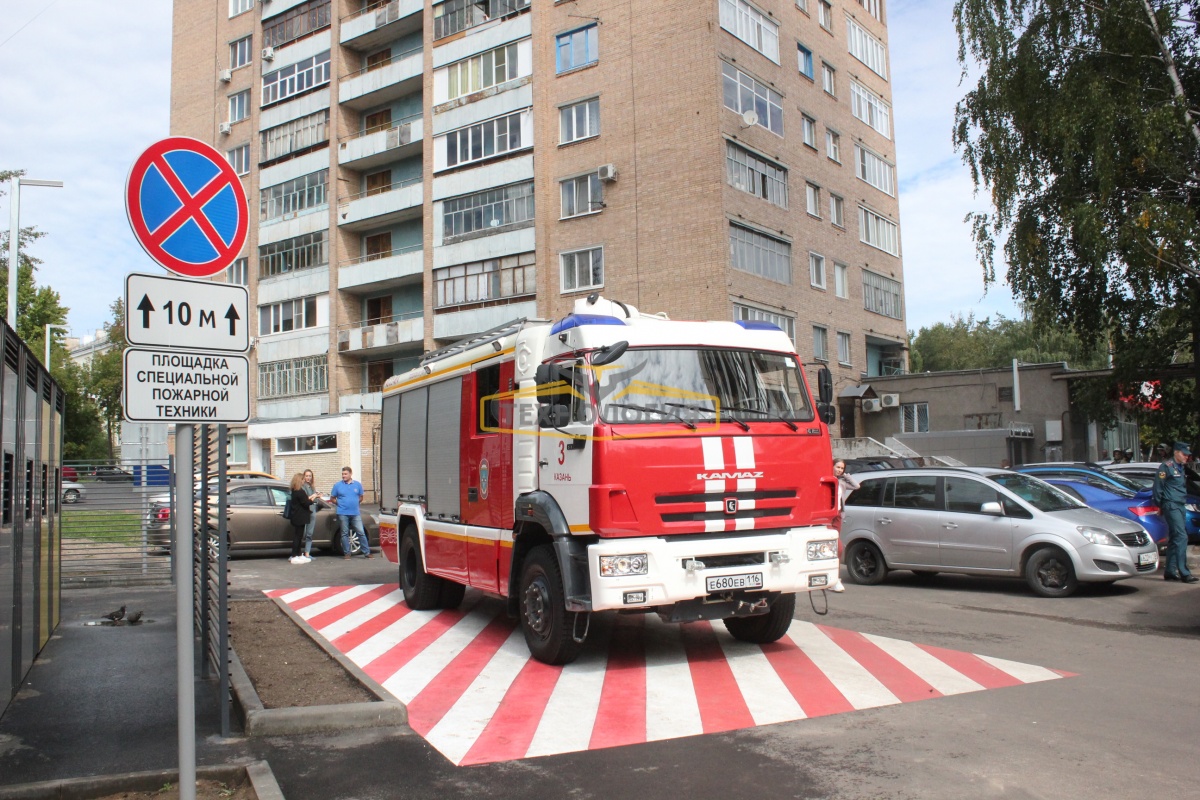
[599,554,648,577]
[1077,526,1120,546]
[807,539,838,560]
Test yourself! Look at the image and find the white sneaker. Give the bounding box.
[299,555,312,563]
[288,556,302,564]
[828,579,846,593]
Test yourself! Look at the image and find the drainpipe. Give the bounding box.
[1012,359,1021,413]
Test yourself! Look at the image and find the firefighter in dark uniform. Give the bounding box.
[1152,442,1196,583]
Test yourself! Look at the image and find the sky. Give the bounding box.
[0,0,1020,344]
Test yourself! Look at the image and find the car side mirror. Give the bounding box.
[980,501,1004,516]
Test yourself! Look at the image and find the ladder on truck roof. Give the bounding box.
[420,317,539,367]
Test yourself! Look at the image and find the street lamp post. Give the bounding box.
[7,176,64,330]
[45,323,69,369]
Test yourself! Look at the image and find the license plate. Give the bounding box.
[1139,552,1157,565]
[706,572,764,592]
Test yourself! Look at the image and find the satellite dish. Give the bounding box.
[741,109,759,128]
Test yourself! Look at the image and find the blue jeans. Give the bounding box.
[1163,504,1191,577]
[302,515,317,556]
[338,514,369,556]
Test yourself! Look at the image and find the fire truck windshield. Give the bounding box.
[594,347,815,425]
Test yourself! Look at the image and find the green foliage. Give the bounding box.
[88,299,127,460]
[909,313,1107,373]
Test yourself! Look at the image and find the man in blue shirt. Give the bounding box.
[1152,442,1195,583]
[330,466,372,559]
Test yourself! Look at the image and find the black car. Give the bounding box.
[91,466,134,482]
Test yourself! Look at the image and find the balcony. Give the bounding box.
[340,0,423,52]
[337,311,424,359]
[339,387,384,412]
[339,245,423,293]
[339,47,423,111]
[337,177,422,230]
[433,299,537,342]
[338,116,423,171]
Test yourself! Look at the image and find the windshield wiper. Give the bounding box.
[724,405,798,431]
[665,402,749,431]
[606,402,696,429]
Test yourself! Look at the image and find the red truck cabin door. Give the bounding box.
[461,360,514,592]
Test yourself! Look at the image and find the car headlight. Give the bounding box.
[1077,526,1120,546]
[1187,503,1200,513]
[599,554,648,577]
[807,539,838,560]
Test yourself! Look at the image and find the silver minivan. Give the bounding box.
[840,467,1159,597]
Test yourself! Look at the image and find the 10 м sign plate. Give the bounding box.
[123,348,249,423]
[125,273,248,353]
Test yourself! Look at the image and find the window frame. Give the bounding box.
[797,43,814,79]
[829,193,845,227]
[805,182,821,218]
[226,257,249,286]
[229,0,254,18]
[901,402,930,434]
[559,171,603,219]
[229,35,252,70]
[258,295,321,336]
[826,129,841,161]
[837,331,852,365]
[725,140,789,208]
[556,23,599,73]
[227,143,250,176]
[729,223,792,284]
[813,325,829,362]
[801,114,817,149]
[719,0,781,64]
[560,246,605,293]
[733,302,796,345]
[228,90,249,123]
[809,251,826,289]
[859,205,900,255]
[850,80,892,139]
[834,262,849,298]
[560,97,600,144]
[847,16,888,79]
[722,62,784,136]
[855,144,896,196]
[821,62,836,96]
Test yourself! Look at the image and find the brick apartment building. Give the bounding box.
[169,0,908,495]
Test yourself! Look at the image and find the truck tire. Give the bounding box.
[518,545,583,665]
[723,592,796,644]
[438,579,466,609]
[400,525,444,610]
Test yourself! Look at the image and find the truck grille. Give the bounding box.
[660,508,791,524]
[684,553,766,569]
[1116,531,1148,547]
[655,489,795,505]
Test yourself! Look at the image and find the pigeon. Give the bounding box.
[126,610,143,625]
[102,605,126,622]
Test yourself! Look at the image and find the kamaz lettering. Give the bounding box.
[697,471,765,480]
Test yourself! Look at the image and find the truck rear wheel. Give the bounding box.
[400,524,445,610]
[519,545,583,665]
[722,592,796,644]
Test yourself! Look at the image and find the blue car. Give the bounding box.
[1017,463,1200,544]
[1040,478,1168,546]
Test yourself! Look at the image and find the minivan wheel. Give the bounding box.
[844,540,887,585]
[1026,547,1078,598]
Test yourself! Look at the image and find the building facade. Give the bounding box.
[170,0,909,492]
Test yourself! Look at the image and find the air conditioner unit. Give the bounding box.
[597,163,618,182]
[261,46,275,61]
[219,69,232,83]
[219,122,233,135]
[862,398,882,413]
[880,393,900,408]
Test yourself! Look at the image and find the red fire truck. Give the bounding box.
[378,296,840,665]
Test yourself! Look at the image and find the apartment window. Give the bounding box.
[226,257,249,286]
[855,144,895,195]
[229,0,253,17]
[230,36,252,69]
[819,1,833,29]
[441,110,528,169]
[560,247,604,292]
[730,223,791,284]
[260,110,329,163]
[556,24,599,73]
[797,0,809,11]
[227,144,250,175]
[443,180,535,239]
[445,41,522,101]
[805,183,820,217]
[276,434,337,454]
[821,62,836,96]
[837,332,852,365]
[809,252,826,289]
[560,97,600,143]
[719,0,780,63]
[435,252,536,308]
[798,44,814,79]
[261,0,331,50]
[830,194,845,226]
[258,355,327,399]
[734,303,795,344]
[228,433,248,464]
[851,81,891,139]
[228,91,249,123]
[434,0,530,41]
[722,62,784,135]
[726,141,788,208]
[813,326,828,361]
[259,231,327,277]
[826,129,841,161]
[857,0,883,21]
[847,18,888,79]
[259,295,320,335]
[261,50,331,106]
[860,205,900,255]
[901,402,930,434]
[834,262,849,298]
[259,170,327,220]
[802,115,817,148]
[561,172,603,218]
[863,269,903,318]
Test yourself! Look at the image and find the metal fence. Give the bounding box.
[60,459,173,588]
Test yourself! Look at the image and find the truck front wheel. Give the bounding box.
[518,545,583,665]
[722,592,796,644]
[400,524,446,610]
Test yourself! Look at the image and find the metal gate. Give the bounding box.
[60,459,173,587]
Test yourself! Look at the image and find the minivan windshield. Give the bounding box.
[989,473,1083,512]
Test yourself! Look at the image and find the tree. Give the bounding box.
[910,314,1107,373]
[0,170,69,352]
[954,0,1200,441]
[86,300,127,460]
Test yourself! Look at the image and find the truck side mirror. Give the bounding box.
[538,404,570,429]
[592,340,628,366]
[817,367,833,405]
[818,402,836,425]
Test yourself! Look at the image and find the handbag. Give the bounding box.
[281,497,293,520]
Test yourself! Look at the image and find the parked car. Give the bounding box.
[1106,461,1200,494]
[61,482,86,504]
[1040,478,1167,546]
[91,465,134,482]
[840,467,1158,597]
[145,479,378,556]
[61,466,79,482]
[842,456,920,474]
[191,470,279,484]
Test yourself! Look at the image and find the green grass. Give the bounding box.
[61,510,145,543]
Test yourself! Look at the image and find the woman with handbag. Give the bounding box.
[301,469,324,559]
[288,473,313,564]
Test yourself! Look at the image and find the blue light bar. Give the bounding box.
[735,319,782,332]
[549,314,627,335]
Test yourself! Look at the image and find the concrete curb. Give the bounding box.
[229,599,406,737]
[0,760,283,800]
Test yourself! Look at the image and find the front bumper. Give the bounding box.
[1075,541,1158,581]
[587,528,839,612]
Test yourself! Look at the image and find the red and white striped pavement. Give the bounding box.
[266,584,1075,766]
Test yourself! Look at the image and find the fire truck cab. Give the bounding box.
[379,295,840,665]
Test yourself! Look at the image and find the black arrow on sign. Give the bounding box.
[225,304,240,336]
[137,294,155,328]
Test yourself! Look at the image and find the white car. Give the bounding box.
[62,482,86,504]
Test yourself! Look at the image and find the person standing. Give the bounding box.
[830,460,859,594]
[301,469,322,559]
[287,473,312,565]
[1153,442,1196,583]
[330,466,372,559]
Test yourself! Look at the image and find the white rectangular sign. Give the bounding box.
[125,272,249,353]
[122,347,250,423]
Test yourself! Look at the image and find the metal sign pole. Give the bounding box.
[175,423,196,800]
